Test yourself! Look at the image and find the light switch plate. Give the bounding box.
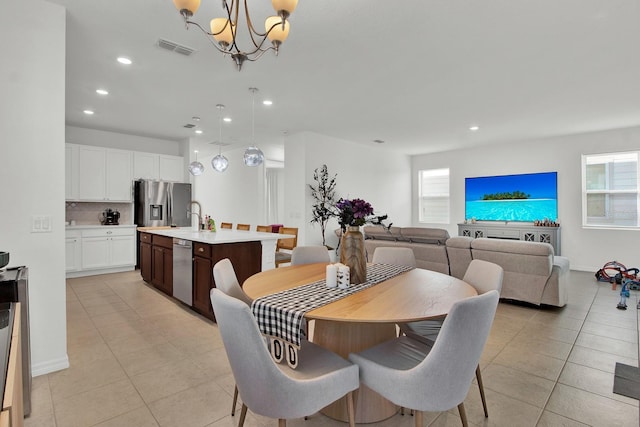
[32,215,52,233]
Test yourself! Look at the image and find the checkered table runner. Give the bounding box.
[251,263,413,352]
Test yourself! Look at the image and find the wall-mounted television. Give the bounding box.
[465,172,558,222]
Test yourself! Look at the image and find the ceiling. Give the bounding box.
[49,0,640,160]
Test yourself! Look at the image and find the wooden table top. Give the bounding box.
[243,263,477,324]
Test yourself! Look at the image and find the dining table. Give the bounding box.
[242,262,477,424]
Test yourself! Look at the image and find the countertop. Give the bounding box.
[65,224,138,230]
[139,227,294,245]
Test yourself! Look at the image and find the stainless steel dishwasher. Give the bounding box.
[172,238,193,305]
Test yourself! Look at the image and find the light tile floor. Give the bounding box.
[25,270,639,427]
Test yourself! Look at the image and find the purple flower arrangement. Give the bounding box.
[336,198,392,233]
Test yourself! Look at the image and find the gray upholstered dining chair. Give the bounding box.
[399,259,504,418]
[210,289,359,427]
[371,247,417,267]
[291,245,330,265]
[212,258,253,423]
[213,258,253,306]
[349,290,500,427]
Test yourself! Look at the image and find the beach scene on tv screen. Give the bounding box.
[465,172,558,222]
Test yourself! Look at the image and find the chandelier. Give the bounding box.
[173,0,299,71]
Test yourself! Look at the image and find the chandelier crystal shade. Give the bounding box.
[173,0,299,70]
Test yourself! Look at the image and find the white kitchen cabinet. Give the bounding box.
[65,230,82,272]
[65,144,79,200]
[133,151,160,180]
[159,155,184,182]
[76,146,132,202]
[81,236,110,269]
[105,149,133,200]
[81,227,136,270]
[66,226,137,277]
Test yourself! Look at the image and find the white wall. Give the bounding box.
[286,132,412,249]
[66,126,182,156]
[192,147,265,227]
[412,125,640,272]
[0,0,68,375]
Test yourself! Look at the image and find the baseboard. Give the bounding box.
[31,354,70,377]
[571,265,600,273]
[66,266,135,278]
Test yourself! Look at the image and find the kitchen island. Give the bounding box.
[138,228,292,321]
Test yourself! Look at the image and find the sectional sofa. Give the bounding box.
[362,226,569,307]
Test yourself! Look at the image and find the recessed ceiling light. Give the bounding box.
[223,117,232,122]
[192,116,200,121]
[263,100,273,106]
[83,110,94,115]
[96,89,109,95]
[469,125,480,131]
[117,57,132,65]
[195,130,203,134]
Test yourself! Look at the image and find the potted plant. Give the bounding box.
[308,164,338,248]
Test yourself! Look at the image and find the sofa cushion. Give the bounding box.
[363,225,401,241]
[400,227,450,245]
[446,236,473,249]
[471,238,553,257]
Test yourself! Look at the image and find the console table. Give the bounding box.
[458,222,561,255]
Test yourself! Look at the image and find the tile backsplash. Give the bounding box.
[66,202,133,225]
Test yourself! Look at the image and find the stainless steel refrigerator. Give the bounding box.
[134,180,192,227]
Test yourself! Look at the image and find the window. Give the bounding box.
[582,151,639,228]
[418,168,450,223]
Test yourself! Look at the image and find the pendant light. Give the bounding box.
[211,104,229,172]
[188,150,204,175]
[244,87,265,167]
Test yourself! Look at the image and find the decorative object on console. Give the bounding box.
[336,198,390,284]
[173,0,298,71]
[308,164,338,248]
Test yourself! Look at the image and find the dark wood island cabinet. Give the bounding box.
[192,241,261,320]
[139,230,263,321]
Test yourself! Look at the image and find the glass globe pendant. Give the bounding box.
[244,88,264,167]
[212,154,229,172]
[188,151,204,175]
[243,146,264,167]
[212,104,229,172]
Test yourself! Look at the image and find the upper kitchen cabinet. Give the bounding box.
[77,146,132,201]
[133,152,159,180]
[159,155,184,182]
[133,152,184,182]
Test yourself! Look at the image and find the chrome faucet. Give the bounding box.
[187,201,202,230]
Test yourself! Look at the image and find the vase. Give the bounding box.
[340,225,367,284]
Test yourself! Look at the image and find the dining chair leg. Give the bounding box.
[278,419,286,427]
[475,365,489,417]
[457,403,468,427]
[238,404,248,427]
[346,391,356,427]
[231,385,238,416]
[414,410,423,427]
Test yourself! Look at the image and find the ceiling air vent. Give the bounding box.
[183,124,196,129]
[157,38,195,56]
